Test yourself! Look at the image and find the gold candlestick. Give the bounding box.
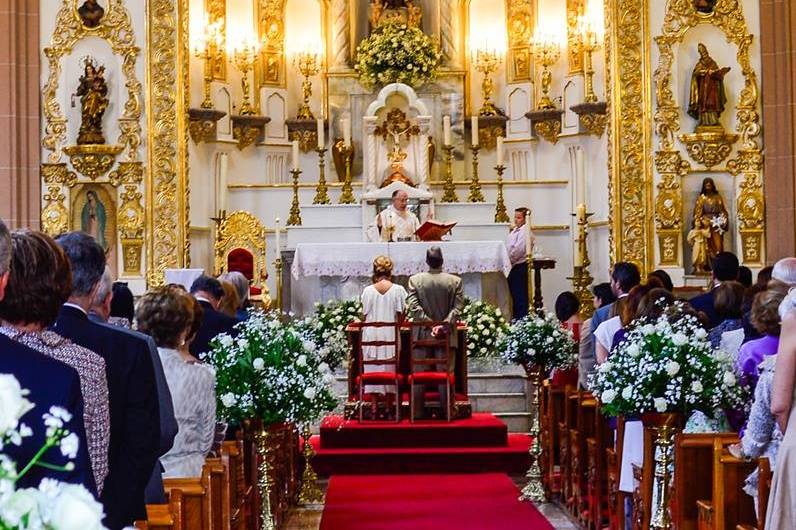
[295,51,321,120]
[441,145,458,203]
[338,145,355,204]
[569,209,595,318]
[519,366,546,502]
[194,20,223,109]
[313,147,330,205]
[287,168,302,226]
[274,256,283,313]
[580,22,600,103]
[474,48,501,117]
[494,165,509,222]
[297,423,324,504]
[231,40,259,116]
[532,33,561,110]
[468,145,484,202]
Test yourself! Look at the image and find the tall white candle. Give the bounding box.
[343,118,352,147]
[496,136,504,167]
[317,118,324,148]
[471,115,479,147]
[217,152,228,213]
[574,239,583,267]
[576,148,586,207]
[275,217,281,254]
[443,116,452,146]
[291,139,300,171]
[524,210,532,257]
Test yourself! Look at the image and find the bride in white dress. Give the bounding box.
[361,256,407,416]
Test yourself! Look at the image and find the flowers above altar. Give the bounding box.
[203,311,338,426]
[462,299,509,358]
[355,23,441,89]
[500,312,577,371]
[0,374,107,530]
[590,305,749,418]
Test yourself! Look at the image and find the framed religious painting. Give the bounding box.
[70,183,118,272]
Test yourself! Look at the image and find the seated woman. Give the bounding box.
[360,256,407,418]
[552,291,580,387]
[708,281,745,348]
[737,281,789,390]
[137,286,216,478]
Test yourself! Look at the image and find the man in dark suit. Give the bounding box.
[588,262,640,359]
[0,219,95,494]
[89,266,178,504]
[189,274,237,357]
[52,232,161,530]
[689,251,739,329]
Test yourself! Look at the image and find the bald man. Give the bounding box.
[372,189,421,242]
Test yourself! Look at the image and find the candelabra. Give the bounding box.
[194,20,224,109]
[232,40,259,116]
[286,168,302,226]
[313,147,330,204]
[295,52,321,120]
[570,16,608,137]
[338,144,356,204]
[494,165,509,223]
[474,48,501,116]
[570,207,595,318]
[581,22,600,104]
[441,145,459,203]
[468,145,484,202]
[532,34,561,111]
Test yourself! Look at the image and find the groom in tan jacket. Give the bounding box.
[406,246,465,418]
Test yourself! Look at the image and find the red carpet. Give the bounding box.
[319,473,555,530]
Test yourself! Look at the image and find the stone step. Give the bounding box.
[469,392,528,413]
[467,373,529,394]
[493,412,532,433]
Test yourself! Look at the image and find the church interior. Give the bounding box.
[2,0,796,528]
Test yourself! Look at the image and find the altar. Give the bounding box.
[284,240,512,316]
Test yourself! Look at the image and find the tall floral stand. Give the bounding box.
[298,423,324,504]
[641,412,683,530]
[519,364,546,502]
[254,423,278,530]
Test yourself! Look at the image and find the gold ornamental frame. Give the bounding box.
[505,0,537,83]
[214,210,270,301]
[256,0,287,88]
[652,0,765,267]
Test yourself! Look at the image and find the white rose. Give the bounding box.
[641,324,655,336]
[601,389,617,404]
[49,484,105,530]
[303,387,317,400]
[622,386,633,400]
[666,361,680,376]
[0,374,33,435]
[296,355,307,367]
[599,362,613,373]
[218,334,233,348]
[691,381,703,393]
[303,340,317,353]
[237,338,250,350]
[723,372,737,386]
[318,362,331,374]
[694,328,707,339]
[1,488,42,526]
[626,343,641,358]
[654,397,668,413]
[221,393,237,408]
[672,333,688,346]
[252,358,265,371]
[60,433,80,460]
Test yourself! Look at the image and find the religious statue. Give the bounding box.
[78,0,105,28]
[687,43,731,130]
[375,109,420,187]
[81,190,108,249]
[74,57,109,145]
[693,0,718,14]
[370,0,422,30]
[688,177,729,273]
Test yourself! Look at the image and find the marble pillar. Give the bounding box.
[0,0,40,230]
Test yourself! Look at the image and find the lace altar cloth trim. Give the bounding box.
[291,241,512,279]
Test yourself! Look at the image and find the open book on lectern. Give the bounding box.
[415,220,457,241]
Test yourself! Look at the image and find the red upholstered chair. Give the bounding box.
[355,321,402,423]
[407,321,454,423]
[214,211,270,306]
[227,248,262,296]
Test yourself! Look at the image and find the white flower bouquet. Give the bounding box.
[589,305,749,418]
[203,311,338,425]
[500,312,576,371]
[295,299,362,371]
[461,299,509,358]
[0,374,107,530]
[354,23,441,88]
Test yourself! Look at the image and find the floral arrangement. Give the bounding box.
[461,299,509,358]
[203,311,338,426]
[354,23,441,88]
[295,299,362,371]
[500,312,577,370]
[0,374,107,530]
[589,306,749,418]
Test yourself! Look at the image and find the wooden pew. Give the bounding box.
[570,392,598,527]
[135,489,185,530]
[221,440,252,530]
[606,416,625,530]
[586,402,614,530]
[558,387,576,507]
[161,457,231,530]
[695,437,757,530]
[736,457,771,530]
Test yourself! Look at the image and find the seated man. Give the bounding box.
[369,189,421,242]
[406,247,464,418]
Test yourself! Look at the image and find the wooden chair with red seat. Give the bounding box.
[355,321,402,422]
[407,320,455,422]
[214,210,271,308]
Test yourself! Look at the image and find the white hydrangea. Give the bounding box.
[653,397,668,413]
[601,389,617,404]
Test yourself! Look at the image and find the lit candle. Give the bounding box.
[317,118,324,149]
[275,217,281,254]
[496,136,504,167]
[576,148,586,207]
[343,118,351,148]
[443,116,452,146]
[524,210,532,257]
[217,152,228,213]
[291,139,300,171]
[471,115,479,147]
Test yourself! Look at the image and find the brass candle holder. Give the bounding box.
[468,145,485,202]
[313,147,330,205]
[532,33,561,111]
[441,145,459,203]
[338,144,356,204]
[195,20,224,109]
[232,41,259,116]
[295,51,321,120]
[569,18,608,138]
[474,48,501,117]
[287,168,303,226]
[569,208,595,318]
[494,165,509,223]
[298,423,324,505]
[274,255,283,313]
[519,365,546,503]
[230,39,269,150]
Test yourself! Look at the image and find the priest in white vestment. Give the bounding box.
[368,189,421,242]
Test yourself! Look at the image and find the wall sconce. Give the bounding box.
[188,15,226,144]
[570,7,608,137]
[525,30,564,144]
[286,44,324,152]
[469,40,508,149]
[229,35,270,150]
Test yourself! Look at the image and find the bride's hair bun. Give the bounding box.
[373,255,394,278]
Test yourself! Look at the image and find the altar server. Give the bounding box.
[506,208,535,320]
[370,189,421,242]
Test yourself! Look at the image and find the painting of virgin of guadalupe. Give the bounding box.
[71,184,117,270]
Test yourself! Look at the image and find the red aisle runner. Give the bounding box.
[319,473,555,530]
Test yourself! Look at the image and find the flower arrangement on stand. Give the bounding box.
[0,373,107,530]
[354,23,441,88]
[296,299,362,372]
[203,310,338,523]
[461,298,509,358]
[589,305,748,530]
[500,312,576,503]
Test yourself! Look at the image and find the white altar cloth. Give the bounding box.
[291,241,512,279]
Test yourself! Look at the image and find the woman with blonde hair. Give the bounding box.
[217,280,240,319]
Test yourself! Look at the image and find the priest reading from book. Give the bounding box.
[371,189,421,242]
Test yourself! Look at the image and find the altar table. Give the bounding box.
[284,241,512,316]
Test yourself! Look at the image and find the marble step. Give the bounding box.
[469,392,528,413]
[494,412,532,433]
[467,373,529,394]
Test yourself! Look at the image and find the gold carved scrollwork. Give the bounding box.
[118,185,145,275]
[506,0,536,82]
[214,211,271,305]
[654,151,690,265]
[567,0,585,74]
[205,0,227,80]
[109,161,144,187]
[533,120,562,144]
[41,163,77,188]
[652,0,764,265]
[42,185,69,237]
[256,0,286,87]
